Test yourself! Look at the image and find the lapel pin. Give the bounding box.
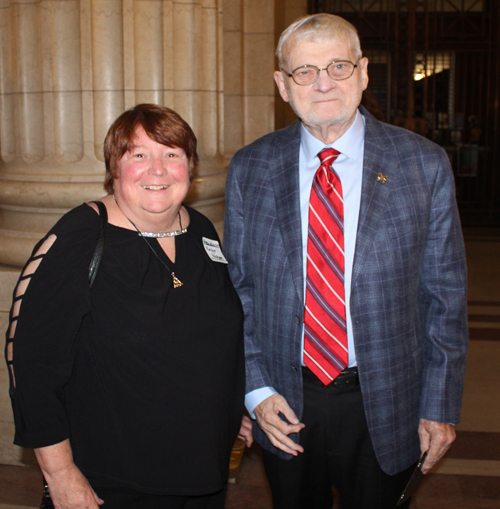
[377,173,388,183]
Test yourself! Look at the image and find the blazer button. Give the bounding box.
[290,364,297,371]
[295,315,300,324]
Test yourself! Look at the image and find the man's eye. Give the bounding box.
[335,63,346,70]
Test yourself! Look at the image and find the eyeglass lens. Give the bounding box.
[292,61,354,85]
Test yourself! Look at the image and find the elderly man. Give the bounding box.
[224,13,468,509]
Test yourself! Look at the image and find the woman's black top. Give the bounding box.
[7,204,245,496]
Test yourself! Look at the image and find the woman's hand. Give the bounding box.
[35,440,104,508]
[44,465,103,509]
[238,414,254,447]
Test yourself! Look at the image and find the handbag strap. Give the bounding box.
[88,200,107,288]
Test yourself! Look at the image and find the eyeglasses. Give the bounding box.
[281,60,358,86]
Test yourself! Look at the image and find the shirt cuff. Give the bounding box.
[245,387,277,419]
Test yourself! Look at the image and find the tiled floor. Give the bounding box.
[1,229,499,508]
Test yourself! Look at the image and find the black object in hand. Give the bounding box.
[396,450,428,506]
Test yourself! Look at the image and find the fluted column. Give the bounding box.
[51,0,84,164]
[0,0,110,268]
[92,0,125,159]
[0,0,225,269]
[222,0,275,162]
[275,0,308,130]
[133,0,163,105]
[169,0,226,219]
[222,0,243,158]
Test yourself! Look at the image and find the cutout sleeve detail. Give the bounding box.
[5,205,99,448]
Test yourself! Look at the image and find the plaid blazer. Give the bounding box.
[224,107,468,475]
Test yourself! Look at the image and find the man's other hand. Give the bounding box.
[418,418,456,474]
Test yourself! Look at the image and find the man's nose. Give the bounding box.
[314,68,337,92]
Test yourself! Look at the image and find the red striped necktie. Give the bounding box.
[303,148,348,385]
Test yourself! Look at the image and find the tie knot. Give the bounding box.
[318,148,340,168]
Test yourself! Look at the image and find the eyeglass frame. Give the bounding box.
[281,59,360,86]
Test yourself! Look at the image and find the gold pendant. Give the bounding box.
[171,272,183,288]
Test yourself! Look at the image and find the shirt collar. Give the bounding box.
[300,109,365,164]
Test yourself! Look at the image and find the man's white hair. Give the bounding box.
[276,13,362,68]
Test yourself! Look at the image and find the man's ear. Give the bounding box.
[274,70,290,103]
[359,56,369,91]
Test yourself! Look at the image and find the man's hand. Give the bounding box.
[254,394,305,455]
[418,418,456,474]
[238,415,254,447]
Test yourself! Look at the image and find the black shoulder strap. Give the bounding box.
[88,201,108,288]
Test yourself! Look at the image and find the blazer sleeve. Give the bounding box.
[417,148,468,424]
[224,151,273,395]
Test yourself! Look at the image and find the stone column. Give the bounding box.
[222,0,306,158]
[274,0,307,130]
[242,0,275,145]
[222,0,275,163]
[0,0,226,270]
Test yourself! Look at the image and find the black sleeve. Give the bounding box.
[7,205,100,448]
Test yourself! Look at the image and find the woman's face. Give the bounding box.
[113,127,190,217]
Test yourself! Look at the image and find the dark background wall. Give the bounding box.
[287,0,500,226]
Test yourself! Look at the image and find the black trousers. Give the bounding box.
[261,367,416,509]
[89,482,227,509]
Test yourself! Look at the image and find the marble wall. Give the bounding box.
[0,0,305,467]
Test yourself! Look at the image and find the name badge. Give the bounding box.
[202,237,228,264]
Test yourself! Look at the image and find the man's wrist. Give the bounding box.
[245,387,277,418]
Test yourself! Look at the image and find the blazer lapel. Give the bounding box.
[271,121,304,303]
[352,112,396,286]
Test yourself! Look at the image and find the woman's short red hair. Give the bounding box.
[103,104,199,194]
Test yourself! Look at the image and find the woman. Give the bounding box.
[5,104,248,508]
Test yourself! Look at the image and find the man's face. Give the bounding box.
[275,38,369,135]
